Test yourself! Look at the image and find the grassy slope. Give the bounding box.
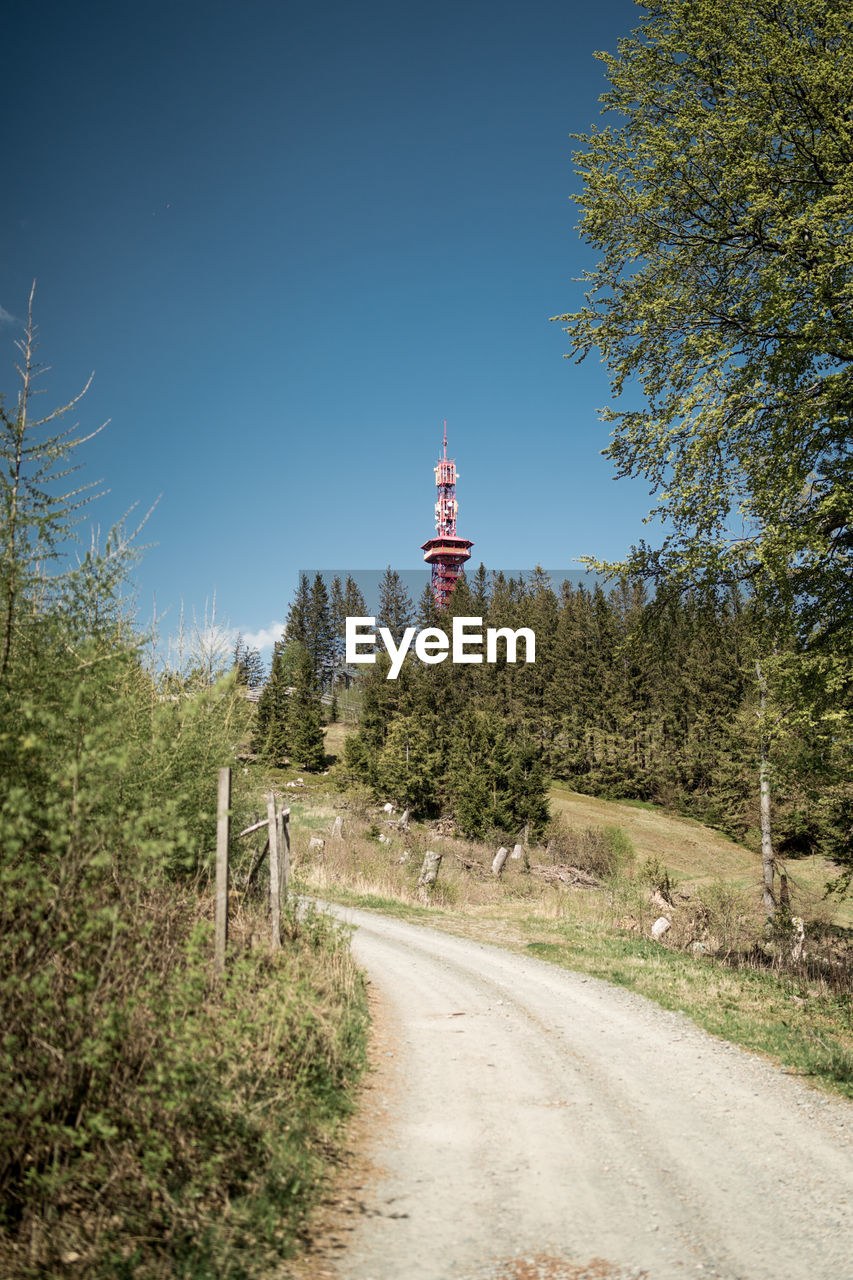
[549,781,853,929]
[288,735,853,1098]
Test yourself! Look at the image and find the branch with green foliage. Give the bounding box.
[555,0,853,642]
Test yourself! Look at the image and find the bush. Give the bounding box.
[0,891,366,1278]
[546,817,632,879]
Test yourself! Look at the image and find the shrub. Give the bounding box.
[546,817,631,879]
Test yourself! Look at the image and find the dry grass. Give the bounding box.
[549,783,853,928]
[280,784,853,1097]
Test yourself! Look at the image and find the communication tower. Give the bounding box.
[421,422,473,609]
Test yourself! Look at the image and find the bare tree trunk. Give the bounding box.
[756,661,775,922]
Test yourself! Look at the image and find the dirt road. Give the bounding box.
[324,906,852,1280]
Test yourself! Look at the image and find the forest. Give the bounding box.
[251,564,853,895]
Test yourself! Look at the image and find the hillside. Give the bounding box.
[549,782,853,929]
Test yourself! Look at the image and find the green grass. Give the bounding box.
[521,927,853,1097]
[0,894,368,1280]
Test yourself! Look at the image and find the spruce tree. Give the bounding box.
[330,575,345,664]
[377,567,413,645]
[342,574,368,620]
[289,646,325,771]
[285,573,310,649]
[307,572,334,689]
[254,637,290,764]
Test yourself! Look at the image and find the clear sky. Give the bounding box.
[2,0,652,655]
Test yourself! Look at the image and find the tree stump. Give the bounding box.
[491,846,510,877]
[417,849,442,901]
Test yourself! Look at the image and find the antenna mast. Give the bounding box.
[421,423,473,609]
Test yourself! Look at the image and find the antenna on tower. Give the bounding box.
[421,423,474,609]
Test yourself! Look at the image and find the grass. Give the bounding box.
[1,880,368,1280]
[520,929,853,1098]
[548,782,853,927]
[280,775,853,1101]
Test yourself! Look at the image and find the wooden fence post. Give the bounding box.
[215,767,231,976]
[267,791,281,949]
[282,806,291,901]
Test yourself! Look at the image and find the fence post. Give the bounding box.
[215,767,231,976]
[267,791,281,949]
[282,806,291,900]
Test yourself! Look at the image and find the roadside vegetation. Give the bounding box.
[0,300,366,1278]
[284,768,853,1102]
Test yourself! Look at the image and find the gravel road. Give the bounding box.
[324,905,852,1280]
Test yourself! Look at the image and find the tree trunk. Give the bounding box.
[756,661,775,922]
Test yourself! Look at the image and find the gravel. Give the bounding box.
[323,905,853,1280]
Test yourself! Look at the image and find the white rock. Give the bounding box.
[651,916,671,941]
[308,836,326,851]
[383,802,395,814]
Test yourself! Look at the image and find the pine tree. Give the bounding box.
[289,646,325,771]
[375,713,443,813]
[342,574,367,621]
[233,634,265,688]
[254,637,290,764]
[285,573,310,649]
[330,576,345,664]
[307,572,334,689]
[416,581,439,628]
[470,562,490,615]
[377,567,413,645]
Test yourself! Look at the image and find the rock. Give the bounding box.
[650,890,672,913]
[383,802,395,814]
[691,941,711,956]
[378,833,390,844]
[331,815,344,840]
[651,916,671,941]
[510,843,524,860]
[308,836,326,851]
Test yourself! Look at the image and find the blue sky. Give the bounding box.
[2,0,651,655]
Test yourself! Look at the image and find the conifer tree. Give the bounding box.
[232,634,265,688]
[342,574,367,620]
[377,566,413,644]
[288,646,325,771]
[470,562,490,615]
[285,573,311,649]
[330,576,345,663]
[416,581,439,628]
[254,637,290,764]
[307,572,334,688]
[375,713,443,813]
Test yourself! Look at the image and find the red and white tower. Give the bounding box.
[421,422,473,609]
